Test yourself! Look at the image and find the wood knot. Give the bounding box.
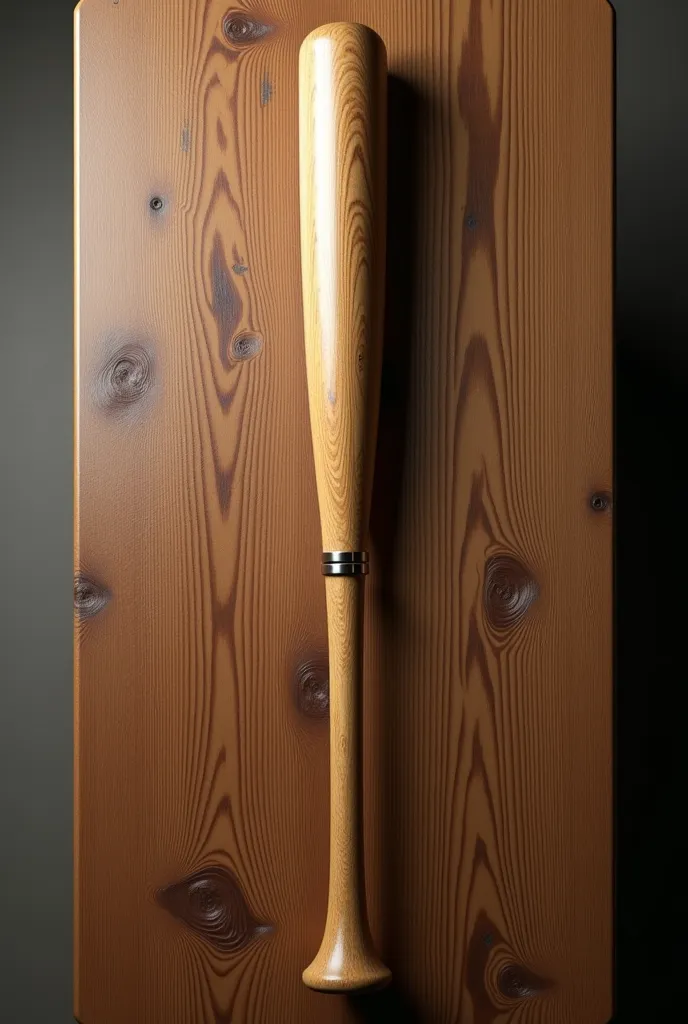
[156,866,272,954]
[222,11,273,46]
[467,911,556,1010]
[96,343,155,411]
[484,555,538,630]
[74,574,110,619]
[497,963,553,1000]
[231,332,263,362]
[295,658,329,719]
[590,490,612,513]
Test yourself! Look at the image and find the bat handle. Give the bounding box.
[298,22,390,993]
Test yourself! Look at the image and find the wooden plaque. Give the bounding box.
[74,0,613,1021]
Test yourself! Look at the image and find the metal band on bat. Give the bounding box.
[322,551,369,576]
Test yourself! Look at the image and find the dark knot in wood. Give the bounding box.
[97,344,154,410]
[484,555,538,630]
[156,866,272,954]
[223,11,273,47]
[497,963,554,1000]
[295,658,329,719]
[590,490,612,513]
[231,332,263,362]
[74,574,110,619]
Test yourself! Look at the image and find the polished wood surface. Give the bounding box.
[298,23,389,991]
[303,575,389,992]
[299,22,386,554]
[75,0,613,1021]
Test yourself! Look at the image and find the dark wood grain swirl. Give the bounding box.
[231,331,263,362]
[222,11,273,47]
[95,343,155,413]
[497,963,553,1000]
[148,194,167,215]
[467,910,554,1020]
[590,490,613,514]
[156,866,272,954]
[483,555,539,630]
[295,657,329,719]
[74,573,110,619]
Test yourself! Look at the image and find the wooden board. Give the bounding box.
[74,0,614,1021]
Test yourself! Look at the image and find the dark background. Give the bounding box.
[0,0,685,1019]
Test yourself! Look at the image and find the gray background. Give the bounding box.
[0,0,685,1019]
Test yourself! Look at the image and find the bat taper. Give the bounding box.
[298,21,390,993]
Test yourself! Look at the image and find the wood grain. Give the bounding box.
[302,575,390,992]
[299,22,387,553]
[298,22,389,992]
[75,0,613,1021]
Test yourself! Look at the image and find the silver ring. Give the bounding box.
[322,551,369,576]
[322,562,369,576]
[322,551,369,564]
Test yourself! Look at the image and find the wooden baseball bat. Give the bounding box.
[298,22,390,993]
